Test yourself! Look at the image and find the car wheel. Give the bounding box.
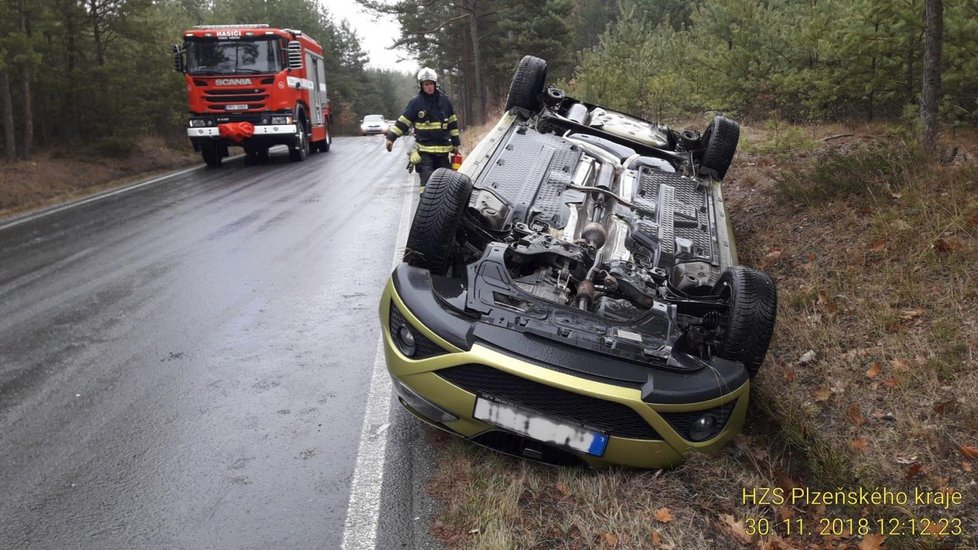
[505,55,548,113]
[699,116,740,180]
[404,168,473,276]
[714,266,777,377]
[290,116,309,162]
[201,142,222,168]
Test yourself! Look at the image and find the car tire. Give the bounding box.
[290,116,309,162]
[404,168,473,276]
[699,116,740,180]
[505,55,548,113]
[714,266,777,377]
[201,142,222,168]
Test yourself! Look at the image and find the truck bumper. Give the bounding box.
[186,124,298,138]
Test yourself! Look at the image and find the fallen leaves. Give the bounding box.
[898,308,924,321]
[799,350,816,365]
[959,445,978,459]
[814,386,831,402]
[718,514,753,545]
[858,533,885,550]
[905,463,924,480]
[817,291,839,315]
[653,507,674,523]
[933,238,958,254]
[599,532,619,547]
[867,239,887,252]
[865,362,881,378]
[758,248,783,269]
[851,438,869,452]
[847,403,866,426]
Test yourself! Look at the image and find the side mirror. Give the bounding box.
[172,44,185,72]
[287,41,303,70]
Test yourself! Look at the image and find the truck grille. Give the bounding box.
[204,88,269,111]
[437,364,661,440]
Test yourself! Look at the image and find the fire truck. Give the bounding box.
[173,24,332,167]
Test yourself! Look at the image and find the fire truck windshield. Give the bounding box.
[185,39,284,75]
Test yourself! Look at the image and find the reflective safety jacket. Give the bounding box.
[386,89,460,154]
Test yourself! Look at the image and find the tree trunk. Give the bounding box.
[466,0,485,125]
[458,3,474,128]
[18,0,33,160]
[89,0,106,66]
[20,65,33,160]
[921,0,943,152]
[1,69,15,162]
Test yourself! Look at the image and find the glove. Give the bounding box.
[409,149,421,165]
[451,146,459,154]
[385,139,393,152]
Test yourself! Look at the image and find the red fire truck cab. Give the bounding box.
[173,24,332,167]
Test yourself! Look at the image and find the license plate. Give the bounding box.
[225,104,248,111]
[473,397,609,456]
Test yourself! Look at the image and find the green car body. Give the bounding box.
[380,56,776,468]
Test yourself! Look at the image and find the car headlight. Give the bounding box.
[270,115,292,125]
[189,119,208,127]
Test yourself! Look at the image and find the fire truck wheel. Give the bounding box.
[290,118,310,162]
[201,143,222,168]
[317,126,331,153]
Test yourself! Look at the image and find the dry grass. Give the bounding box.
[423,123,978,549]
[0,136,198,219]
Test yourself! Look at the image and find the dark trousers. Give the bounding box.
[418,152,452,189]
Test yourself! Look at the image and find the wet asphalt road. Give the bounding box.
[0,138,433,549]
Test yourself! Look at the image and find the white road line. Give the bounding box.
[0,164,207,232]
[341,172,415,550]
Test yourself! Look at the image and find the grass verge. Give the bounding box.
[419,122,978,549]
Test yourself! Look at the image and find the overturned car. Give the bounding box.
[380,55,777,468]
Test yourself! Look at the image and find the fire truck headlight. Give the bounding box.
[270,115,292,125]
[189,119,208,127]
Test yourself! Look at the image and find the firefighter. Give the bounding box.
[385,67,460,193]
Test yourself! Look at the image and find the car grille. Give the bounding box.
[389,302,446,359]
[471,430,584,467]
[659,402,736,440]
[437,364,661,440]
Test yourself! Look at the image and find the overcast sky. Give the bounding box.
[324,2,418,73]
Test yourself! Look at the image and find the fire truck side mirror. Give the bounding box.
[287,41,303,71]
[172,44,185,73]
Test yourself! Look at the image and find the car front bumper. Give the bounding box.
[380,271,750,469]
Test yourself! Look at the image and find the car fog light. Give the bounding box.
[689,414,718,442]
[396,325,417,357]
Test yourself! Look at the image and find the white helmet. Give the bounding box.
[417,67,438,86]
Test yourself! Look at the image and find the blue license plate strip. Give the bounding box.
[473,397,609,457]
